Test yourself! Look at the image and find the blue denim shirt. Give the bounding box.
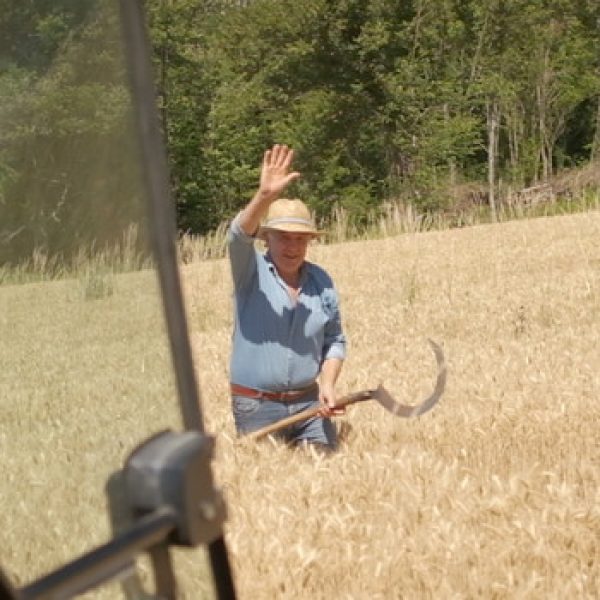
[227,214,346,391]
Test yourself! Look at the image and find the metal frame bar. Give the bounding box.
[1,3,236,598]
[19,509,177,600]
[118,0,204,434]
[118,2,236,598]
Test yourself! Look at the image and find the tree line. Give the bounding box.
[147,0,600,232]
[0,0,147,263]
[1,0,599,264]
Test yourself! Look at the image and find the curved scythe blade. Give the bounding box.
[373,339,447,418]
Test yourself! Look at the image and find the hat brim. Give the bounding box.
[258,223,324,240]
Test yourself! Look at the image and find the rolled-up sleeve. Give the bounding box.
[321,288,347,361]
[227,213,258,292]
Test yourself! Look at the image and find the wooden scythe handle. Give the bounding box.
[247,390,374,441]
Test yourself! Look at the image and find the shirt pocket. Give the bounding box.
[320,288,338,319]
[232,396,261,417]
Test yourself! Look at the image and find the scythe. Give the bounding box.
[249,339,447,441]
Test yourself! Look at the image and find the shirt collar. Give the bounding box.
[265,251,308,285]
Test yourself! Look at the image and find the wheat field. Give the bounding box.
[1,211,599,598]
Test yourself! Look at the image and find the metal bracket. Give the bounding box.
[124,430,226,547]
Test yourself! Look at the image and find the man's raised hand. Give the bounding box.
[259,144,301,200]
[238,144,301,236]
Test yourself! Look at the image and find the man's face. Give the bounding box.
[265,230,313,280]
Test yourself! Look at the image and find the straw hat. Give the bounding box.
[257,198,323,239]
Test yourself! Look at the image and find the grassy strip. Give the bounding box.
[2,189,598,283]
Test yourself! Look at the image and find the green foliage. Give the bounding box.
[0,0,98,71]
[0,0,146,265]
[3,0,599,239]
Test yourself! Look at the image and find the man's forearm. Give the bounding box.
[320,358,344,388]
[238,189,277,236]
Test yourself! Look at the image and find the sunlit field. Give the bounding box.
[1,211,599,598]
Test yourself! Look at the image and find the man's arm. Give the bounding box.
[319,357,345,416]
[238,144,301,236]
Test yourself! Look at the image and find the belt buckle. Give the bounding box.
[280,384,314,401]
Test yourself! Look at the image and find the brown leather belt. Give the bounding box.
[230,382,317,401]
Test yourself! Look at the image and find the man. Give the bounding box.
[227,144,346,450]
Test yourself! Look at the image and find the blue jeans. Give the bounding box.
[232,387,337,449]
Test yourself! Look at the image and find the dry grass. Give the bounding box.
[1,211,599,598]
[176,190,600,262]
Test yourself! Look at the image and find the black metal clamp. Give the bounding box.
[124,430,226,548]
[1,429,231,600]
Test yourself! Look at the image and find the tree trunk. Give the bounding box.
[411,0,425,58]
[506,104,523,177]
[444,103,456,186]
[487,98,499,221]
[536,48,553,182]
[593,16,600,162]
[592,93,600,162]
[158,0,171,142]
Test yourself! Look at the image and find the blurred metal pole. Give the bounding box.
[106,472,155,599]
[119,0,204,434]
[0,569,19,600]
[19,509,177,600]
[118,2,236,598]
